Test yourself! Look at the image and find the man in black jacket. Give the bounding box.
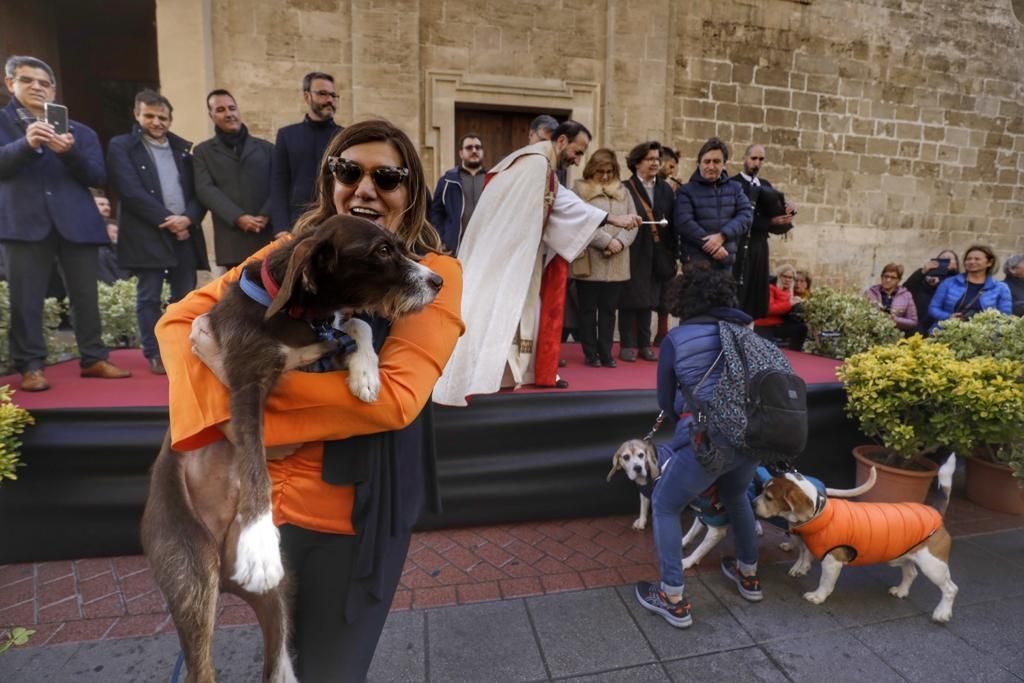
[193,89,276,269]
[270,72,342,231]
[732,144,795,319]
[107,90,208,374]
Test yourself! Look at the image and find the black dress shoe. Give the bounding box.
[584,357,602,368]
[555,379,569,389]
[639,348,658,362]
[601,358,617,368]
[148,356,167,375]
[558,358,567,368]
[619,349,637,362]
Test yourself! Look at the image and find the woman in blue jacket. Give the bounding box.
[928,244,1012,332]
[634,263,762,629]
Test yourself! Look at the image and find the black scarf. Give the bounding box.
[214,123,249,155]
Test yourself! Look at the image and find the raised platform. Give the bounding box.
[0,346,861,564]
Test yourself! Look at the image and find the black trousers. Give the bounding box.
[3,232,107,371]
[576,280,622,362]
[618,307,653,350]
[279,524,412,683]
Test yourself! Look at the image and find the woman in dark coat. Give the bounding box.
[620,141,676,362]
[902,249,959,333]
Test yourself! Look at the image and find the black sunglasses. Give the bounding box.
[327,157,409,192]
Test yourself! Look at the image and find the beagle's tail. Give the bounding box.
[932,453,957,517]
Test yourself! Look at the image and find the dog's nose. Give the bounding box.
[633,465,643,474]
[428,272,443,291]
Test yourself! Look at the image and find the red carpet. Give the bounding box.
[2,344,841,411]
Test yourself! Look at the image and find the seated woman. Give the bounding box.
[570,149,637,367]
[928,244,1012,332]
[865,263,918,334]
[634,263,762,629]
[155,119,464,681]
[903,249,959,333]
[794,269,812,300]
[1003,253,1024,316]
[753,264,808,350]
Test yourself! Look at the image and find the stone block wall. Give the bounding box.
[174,0,1023,289]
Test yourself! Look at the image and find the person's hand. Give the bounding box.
[190,314,229,385]
[46,132,75,154]
[950,312,963,320]
[785,201,797,215]
[702,232,725,253]
[712,245,728,261]
[791,295,804,305]
[160,215,192,236]
[274,231,290,240]
[25,121,55,150]
[924,259,939,274]
[770,214,793,226]
[605,238,624,255]
[608,214,642,230]
[236,214,264,232]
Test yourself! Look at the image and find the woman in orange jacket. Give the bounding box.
[155,119,464,681]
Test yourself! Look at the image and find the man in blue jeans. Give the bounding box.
[636,264,762,628]
[107,90,208,374]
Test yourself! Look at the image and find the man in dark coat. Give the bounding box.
[0,55,130,391]
[107,90,208,374]
[621,141,676,362]
[1003,253,1024,316]
[732,144,796,319]
[270,72,342,231]
[193,89,276,269]
[428,132,486,253]
[674,137,752,270]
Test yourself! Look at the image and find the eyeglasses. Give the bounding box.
[310,90,339,99]
[15,75,54,89]
[327,157,409,192]
[462,144,482,151]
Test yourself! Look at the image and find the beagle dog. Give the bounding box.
[752,455,958,623]
[607,439,660,530]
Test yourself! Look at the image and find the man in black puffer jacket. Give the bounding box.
[674,137,752,269]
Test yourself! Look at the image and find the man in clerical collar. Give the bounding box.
[193,89,276,270]
[269,72,343,231]
[428,132,487,253]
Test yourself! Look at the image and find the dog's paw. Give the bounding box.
[931,605,953,623]
[779,541,793,552]
[232,512,284,594]
[682,555,697,570]
[754,521,764,537]
[788,563,810,577]
[888,585,910,599]
[632,517,647,531]
[341,319,380,403]
[803,590,828,604]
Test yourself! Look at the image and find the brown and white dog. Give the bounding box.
[141,215,443,682]
[752,455,958,623]
[607,439,660,530]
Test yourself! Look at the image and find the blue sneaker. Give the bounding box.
[721,556,763,602]
[635,581,693,628]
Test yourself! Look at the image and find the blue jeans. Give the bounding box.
[652,444,759,597]
[135,240,198,360]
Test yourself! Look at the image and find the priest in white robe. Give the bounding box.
[433,121,641,407]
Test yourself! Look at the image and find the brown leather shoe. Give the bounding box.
[80,360,132,379]
[148,357,166,375]
[20,369,49,392]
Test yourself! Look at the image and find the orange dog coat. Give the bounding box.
[793,499,942,566]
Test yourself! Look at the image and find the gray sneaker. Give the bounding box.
[635,581,693,628]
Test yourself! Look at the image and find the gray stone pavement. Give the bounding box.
[2,528,1022,682]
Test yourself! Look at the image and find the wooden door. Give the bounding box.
[454,106,571,171]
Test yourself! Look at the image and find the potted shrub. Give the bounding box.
[800,286,902,360]
[98,278,143,348]
[838,337,972,502]
[0,385,35,485]
[932,312,1024,513]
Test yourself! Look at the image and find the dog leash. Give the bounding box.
[642,410,665,443]
[169,651,184,682]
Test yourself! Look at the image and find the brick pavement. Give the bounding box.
[1,495,1021,651]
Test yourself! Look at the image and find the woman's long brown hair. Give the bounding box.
[293,119,444,255]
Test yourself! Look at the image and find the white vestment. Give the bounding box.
[432,142,606,407]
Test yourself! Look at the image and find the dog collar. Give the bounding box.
[239,267,273,307]
[253,260,309,320]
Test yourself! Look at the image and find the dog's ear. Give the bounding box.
[644,441,660,479]
[265,236,318,320]
[782,482,812,518]
[607,443,627,482]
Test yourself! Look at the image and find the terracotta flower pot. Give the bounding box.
[852,445,939,503]
[965,456,1024,515]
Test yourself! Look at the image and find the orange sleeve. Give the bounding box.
[156,244,465,451]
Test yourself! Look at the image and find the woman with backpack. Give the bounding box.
[634,263,764,629]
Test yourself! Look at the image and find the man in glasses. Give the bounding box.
[270,72,343,232]
[434,120,642,405]
[0,55,131,391]
[193,89,276,270]
[428,132,487,253]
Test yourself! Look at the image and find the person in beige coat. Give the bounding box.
[571,149,638,367]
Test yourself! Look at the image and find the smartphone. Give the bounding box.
[44,102,69,135]
[925,257,951,277]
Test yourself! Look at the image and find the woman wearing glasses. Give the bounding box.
[155,119,464,681]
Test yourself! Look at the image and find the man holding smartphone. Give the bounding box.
[0,55,131,391]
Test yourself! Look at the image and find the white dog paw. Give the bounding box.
[754,521,764,537]
[342,319,380,402]
[232,512,284,594]
[779,541,793,552]
[931,605,953,623]
[632,517,647,531]
[888,586,910,599]
[788,564,809,577]
[682,556,697,570]
[803,590,827,604]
